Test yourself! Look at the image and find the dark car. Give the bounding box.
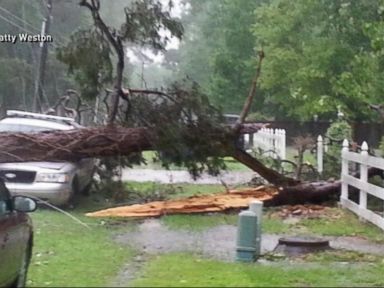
[0,178,37,287]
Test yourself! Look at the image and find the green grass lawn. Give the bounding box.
[26,180,384,287]
[132,253,384,287]
[28,210,133,287]
[161,207,384,243]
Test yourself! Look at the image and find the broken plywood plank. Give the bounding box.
[86,186,278,218]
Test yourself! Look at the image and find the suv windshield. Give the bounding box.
[0,123,53,133]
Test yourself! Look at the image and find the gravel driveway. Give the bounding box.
[115,219,384,262]
[112,218,384,286]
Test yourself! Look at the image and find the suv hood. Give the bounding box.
[0,162,69,170]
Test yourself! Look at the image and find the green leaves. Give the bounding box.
[121,0,183,51]
[57,28,113,99]
[254,0,384,121]
[125,81,229,178]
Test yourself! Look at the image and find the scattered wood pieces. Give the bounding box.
[86,186,278,218]
[277,205,326,218]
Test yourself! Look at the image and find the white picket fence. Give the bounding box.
[340,139,384,230]
[316,135,324,174]
[245,128,286,159]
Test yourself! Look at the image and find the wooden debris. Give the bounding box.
[277,204,326,218]
[86,186,278,218]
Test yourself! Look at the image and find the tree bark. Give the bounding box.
[0,127,152,163]
[231,148,299,186]
[0,124,264,163]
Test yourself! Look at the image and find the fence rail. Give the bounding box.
[245,128,286,159]
[340,140,384,230]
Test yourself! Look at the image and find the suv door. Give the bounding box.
[0,179,26,286]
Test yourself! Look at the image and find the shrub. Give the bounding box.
[323,120,352,179]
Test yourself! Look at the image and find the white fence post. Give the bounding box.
[340,139,384,230]
[269,128,273,157]
[317,135,323,174]
[244,134,250,150]
[359,142,369,212]
[272,129,277,159]
[341,139,349,200]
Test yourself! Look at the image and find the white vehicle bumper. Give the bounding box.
[5,182,72,206]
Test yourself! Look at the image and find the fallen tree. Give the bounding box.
[0,123,360,206]
[0,123,264,163]
[2,0,381,208]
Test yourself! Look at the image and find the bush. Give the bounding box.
[323,120,352,179]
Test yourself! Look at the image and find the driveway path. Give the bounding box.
[112,219,384,286]
[121,168,256,184]
[115,219,384,262]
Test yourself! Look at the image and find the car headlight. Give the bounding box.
[35,173,69,183]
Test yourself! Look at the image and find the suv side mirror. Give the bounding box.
[12,196,37,213]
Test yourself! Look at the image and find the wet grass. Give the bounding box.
[28,209,133,287]
[299,211,384,242]
[303,249,382,263]
[132,253,384,287]
[125,181,248,199]
[161,207,384,243]
[26,186,384,287]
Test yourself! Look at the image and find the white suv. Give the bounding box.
[0,110,94,206]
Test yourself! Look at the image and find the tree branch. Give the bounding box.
[237,50,265,126]
[79,0,124,125]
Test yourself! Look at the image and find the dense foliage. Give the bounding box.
[0,0,86,112]
[170,0,384,122]
[323,120,353,178]
[254,0,384,121]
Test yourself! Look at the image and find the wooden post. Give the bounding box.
[244,134,250,150]
[341,139,349,201]
[359,141,369,212]
[269,128,275,157]
[317,135,323,174]
[33,0,53,113]
[272,129,277,159]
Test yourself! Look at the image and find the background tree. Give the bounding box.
[164,0,267,115]
[0,0,88,112]
[254,0,384,121]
